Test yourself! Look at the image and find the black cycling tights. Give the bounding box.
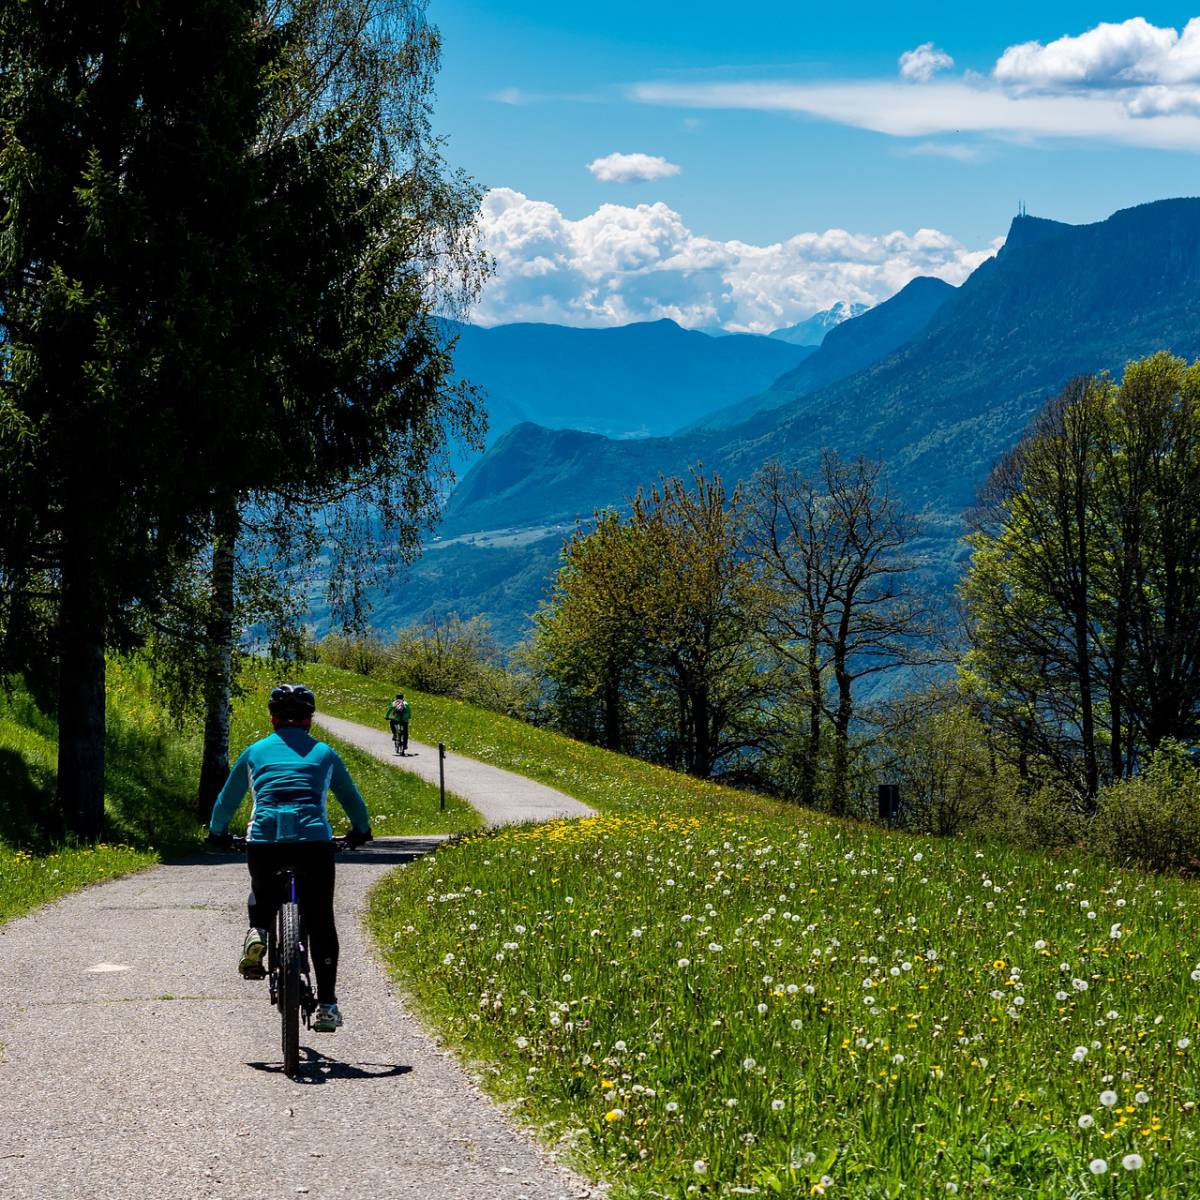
[246,841,339,1004]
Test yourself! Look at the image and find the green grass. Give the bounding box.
[226,661,479,838]
[305,660,788,820]
[0,842,155,925]
[0,657,469,925]
[314,662,1200,1199]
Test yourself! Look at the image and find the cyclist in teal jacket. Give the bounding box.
[208,684,372,1032]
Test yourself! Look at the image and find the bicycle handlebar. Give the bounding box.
[225,835,363,853]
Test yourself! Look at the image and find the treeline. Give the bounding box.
[316,615,537,716]
[531,460,930,813]
[335,351,1200,872]
[0,2,483,840]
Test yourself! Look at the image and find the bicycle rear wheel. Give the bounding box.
[278,901,302,1076]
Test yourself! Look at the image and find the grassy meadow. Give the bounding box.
[307,664,1200,1198]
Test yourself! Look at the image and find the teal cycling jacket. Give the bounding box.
[209,728,370,843]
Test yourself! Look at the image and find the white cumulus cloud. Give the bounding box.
[994,18,1200,89]
[587,152,682,183]
[899,43,955,83]
[472,188,995,333]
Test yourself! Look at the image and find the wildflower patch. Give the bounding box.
[371,813,1200,1198]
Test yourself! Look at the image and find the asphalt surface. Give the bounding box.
[0,719,599,1200]
[313,714,595,827]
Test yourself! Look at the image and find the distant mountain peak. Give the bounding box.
[1002,212,1073,251]
[768,301,871,347]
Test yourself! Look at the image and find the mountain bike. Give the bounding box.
[390,721,409,755]
[231,835,358,1077]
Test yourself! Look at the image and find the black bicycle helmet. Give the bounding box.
[268,683,316,719]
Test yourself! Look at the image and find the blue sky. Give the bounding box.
[427,5,1200,329]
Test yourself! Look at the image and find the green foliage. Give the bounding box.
[970,784,1086,854]
[0,843,154,927]
[535,472,774,779]
[1092,744,1200,875]
[305,661,790,821]
[316,614,538,720]
[962,354,1200,803]
[884,698,1014,836]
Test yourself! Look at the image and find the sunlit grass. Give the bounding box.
[0,842,156,925]
[372,812,1200,1199]
[298,661,1200,1198]
[305,661,789,821]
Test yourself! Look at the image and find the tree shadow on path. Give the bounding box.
[247,1047,413,1084]
[174,837,446,870]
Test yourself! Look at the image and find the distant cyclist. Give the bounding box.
[385,691,411,755]
[206,684,373,1033]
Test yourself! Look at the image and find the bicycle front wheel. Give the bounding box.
[278,901,302,1076]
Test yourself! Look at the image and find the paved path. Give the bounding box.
[313,713,595,827]
[0,720,598,1200]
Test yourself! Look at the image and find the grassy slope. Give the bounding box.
[305,666,1200,1199]
[305,661,789,820]
[0,659,476,925]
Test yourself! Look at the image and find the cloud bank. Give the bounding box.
[631,19,1200,150]
[588,152,682,183]
[472,188,996,332]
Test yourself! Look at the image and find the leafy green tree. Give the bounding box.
[747,453,926,814]
[963,377,1108,803]
[963,354,1200,805]
[633,473,771,779]
[534,511,651,751]
[0,1,287,838]
[188,0,486,814]
[537,472,770,779]
[0,1,484,836]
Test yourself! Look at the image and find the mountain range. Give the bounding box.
[445,317,813,447]
[357,198,1200,642]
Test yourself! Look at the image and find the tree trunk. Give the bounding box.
[831,666,852,818]
[802,650,822,807]
[691,679,711,778]
[602,664,622,752]
[197,501,239,817]
[56,532,107,842]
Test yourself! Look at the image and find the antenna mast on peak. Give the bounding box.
[1018,200,1027,218]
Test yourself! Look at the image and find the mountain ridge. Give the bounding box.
[688,276,956,432]
[445,198,1200,539]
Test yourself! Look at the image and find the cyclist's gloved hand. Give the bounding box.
[345,827,373,850]
[206,830,234,852]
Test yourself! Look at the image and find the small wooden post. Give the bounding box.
[439,742,446,811]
